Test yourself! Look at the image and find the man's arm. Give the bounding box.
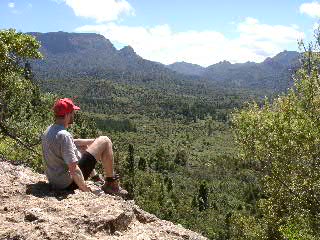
[74,139,95,147]
[74,139,95,154]
[68,162,91,192]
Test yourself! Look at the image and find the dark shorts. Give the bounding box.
[65,151,97,191]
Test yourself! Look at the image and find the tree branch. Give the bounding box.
[0,121,40,156]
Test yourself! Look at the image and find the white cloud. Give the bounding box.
[237,17,304,45]
[75,18,304,67]
[300,1,320,17]
[55,0,134,22]
[8,2,15,8]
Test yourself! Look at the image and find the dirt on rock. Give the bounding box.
[0,160,207,240]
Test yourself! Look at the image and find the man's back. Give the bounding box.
[42,124,80,189]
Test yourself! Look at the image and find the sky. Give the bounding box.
[1,0,320,66]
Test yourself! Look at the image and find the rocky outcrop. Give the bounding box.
[0,160,207,240]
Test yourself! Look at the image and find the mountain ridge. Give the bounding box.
[28,31,301,92]
[29,31,194,87]
[168,50,300,90]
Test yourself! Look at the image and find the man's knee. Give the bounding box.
[97,136,112,148]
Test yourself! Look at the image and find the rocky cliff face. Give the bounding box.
[0,160,206,240]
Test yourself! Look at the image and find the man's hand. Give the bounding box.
[68,162,90,192]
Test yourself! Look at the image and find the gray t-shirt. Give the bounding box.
[41,124,81,189]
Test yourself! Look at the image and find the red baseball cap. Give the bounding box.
[53,98,80,116]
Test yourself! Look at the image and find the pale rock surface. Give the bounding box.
[0,161,207,240]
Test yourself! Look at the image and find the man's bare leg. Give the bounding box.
[75,139,100,179]
[86,136,114,178]
[85,136,127,197]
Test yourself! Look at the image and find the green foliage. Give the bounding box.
[232,32,320,239]
[127,143,135,176]
[0,29,42,74]
[174,149,187,166]
[137,156,147,170]
[229,213,267,240]
[121,143,136,199]
[39,75,260,124]
[165,176,174,192]
[0,29,100,170]
[198,181,209,211]
[151,147,175,172]
[0,29,54,169]
[69,111,99,139]
[95,117,137,132]
[108,115,254,239]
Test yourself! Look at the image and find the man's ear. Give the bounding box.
[64,112,71,119]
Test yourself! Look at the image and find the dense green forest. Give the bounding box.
[1,29,320,239]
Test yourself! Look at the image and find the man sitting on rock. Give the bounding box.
[41,98,128,197]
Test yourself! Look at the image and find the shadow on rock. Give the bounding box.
[26,181,74,200]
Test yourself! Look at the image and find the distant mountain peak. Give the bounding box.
[119,45,136,55]
[273,50,300,59]
[217,60,231,65]
[166,61,205,76]
[263,57,273,64]
[28,31,301,92]
[264,50,300,67]
[30,31,181,81]
[28,31,117,54]
[172,61,203,67]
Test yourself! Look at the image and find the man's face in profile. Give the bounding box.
[68,111,75,125]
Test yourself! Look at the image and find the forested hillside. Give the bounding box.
[29,31,298,124]
[29,31,300,93]
[29,31,197,87]
[168,51,300,91]
[2,29,318,240]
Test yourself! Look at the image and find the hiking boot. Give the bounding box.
[90,174,105,186]
[102,178,128,198]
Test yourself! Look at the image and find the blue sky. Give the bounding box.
[1,0,319,66]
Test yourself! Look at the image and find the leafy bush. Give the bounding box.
[0,29,54,169]
[232,32,320,238]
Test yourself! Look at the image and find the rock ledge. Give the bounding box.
[0,161,207,240]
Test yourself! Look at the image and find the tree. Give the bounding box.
[206,117,214,136]
[138,156,147,171]
[127,143,135,176]
[198,181,209,211]
[191,195,198,209]
[174,149,187,166]
[154,147,167,171]
[0,29,54,169]
[232,29,320,239]
[166,177,173,192]
[122,143,135,199]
